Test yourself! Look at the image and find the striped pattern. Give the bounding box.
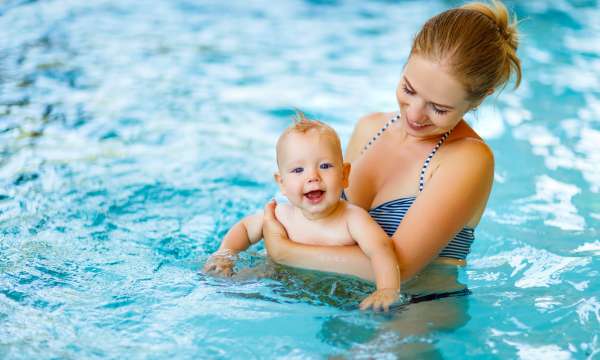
[361,114,400,154]
[368,196,474,260]
[347,113,474,260]
[418,130,451,192]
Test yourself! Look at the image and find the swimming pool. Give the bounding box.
[1,0,598,358]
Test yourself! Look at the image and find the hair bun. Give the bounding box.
[410,0,522,100]
[463,0,518,49]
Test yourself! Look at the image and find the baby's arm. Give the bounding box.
[347,207,400,311]
[218,212,264,252]
[203,212,264,276]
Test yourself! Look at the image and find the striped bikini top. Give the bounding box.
[347,113,475,260]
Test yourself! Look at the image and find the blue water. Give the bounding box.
[1,0,599,358]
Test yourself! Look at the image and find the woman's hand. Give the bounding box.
[261,199,290,262]
[359,288,400,312]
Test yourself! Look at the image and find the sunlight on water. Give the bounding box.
[1,0,599,358]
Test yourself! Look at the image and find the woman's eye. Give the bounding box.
[432,105,448,116]
[320,163,333,169]
[402,84,416,95]
[291,167,303,174]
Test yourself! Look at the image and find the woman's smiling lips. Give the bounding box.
[406,118,432,131]
[304,190,325,204]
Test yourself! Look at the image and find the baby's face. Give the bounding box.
[275,130,349,219]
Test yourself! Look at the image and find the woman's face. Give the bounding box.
[396,54,474,138]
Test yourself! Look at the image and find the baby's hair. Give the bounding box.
[276,111,342,166]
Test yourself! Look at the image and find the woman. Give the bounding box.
[261,0,522,293]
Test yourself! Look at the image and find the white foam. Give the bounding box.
[534,296,562,311]
[515,175,585,231]
[471,245,591,288]
[504,340,573,360]
[468,105,505,139]
[574,297,600,326]
[504,107,532,127]
[573,241,600,256]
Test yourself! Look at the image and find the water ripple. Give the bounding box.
[1,0,599,358]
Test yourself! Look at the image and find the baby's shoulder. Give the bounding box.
[340,201,371,221]
[274,202,294,224]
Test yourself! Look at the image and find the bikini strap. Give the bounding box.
[361,113,401,155]
[418,129,452,192]
[360,113,451,192]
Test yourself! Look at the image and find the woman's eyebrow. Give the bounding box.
[404,77,455,110]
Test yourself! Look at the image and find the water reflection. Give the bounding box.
[229,259,473,358]
[318,291,471,358]
[1,0,600,357]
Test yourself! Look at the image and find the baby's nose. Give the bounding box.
[307,171,321,183]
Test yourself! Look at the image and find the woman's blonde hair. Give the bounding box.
[410,0,521,102]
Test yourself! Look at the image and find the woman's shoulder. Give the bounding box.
[354,111,394,134]
[346,111,395,161]
[444,121,494,163]
[441,135,495,176]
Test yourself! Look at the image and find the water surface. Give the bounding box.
[1,0,599,358]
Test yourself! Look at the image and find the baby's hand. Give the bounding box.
[359,288,400,312]
[203,250,238,277]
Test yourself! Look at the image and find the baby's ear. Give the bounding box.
[341,162,351,188]
[274,172,285,191]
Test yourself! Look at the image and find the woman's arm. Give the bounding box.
[390,139,494,279]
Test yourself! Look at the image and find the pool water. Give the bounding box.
[1,0,599,358]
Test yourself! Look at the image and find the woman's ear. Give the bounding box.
[341,162,351,188]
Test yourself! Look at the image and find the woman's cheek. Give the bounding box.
[396,91,409,109]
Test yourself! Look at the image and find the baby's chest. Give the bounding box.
[284,221,355,246]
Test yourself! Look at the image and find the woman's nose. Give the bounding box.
[406,99,427,123]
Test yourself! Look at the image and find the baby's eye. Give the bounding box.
[291,167,304,174]
[320,163,333,169]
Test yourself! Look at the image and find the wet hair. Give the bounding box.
[276,111,342,167]
[410,0,522,103]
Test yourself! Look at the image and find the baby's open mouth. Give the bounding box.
[304,190,325,203]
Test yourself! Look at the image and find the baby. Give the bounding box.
[203,114,400,311]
